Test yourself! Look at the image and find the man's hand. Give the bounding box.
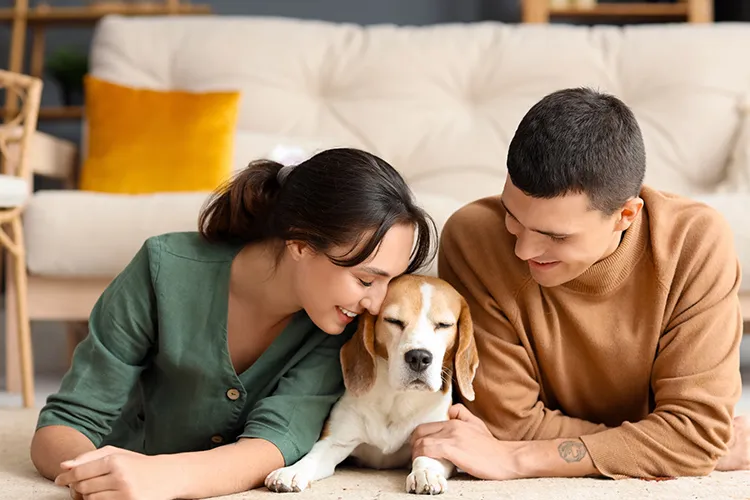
[716,416,750,472]
[411,404,602,480]
[410,404,524,480]
[54,446,176,500]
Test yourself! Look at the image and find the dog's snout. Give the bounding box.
[404,349,433,373]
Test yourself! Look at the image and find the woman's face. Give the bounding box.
[289,223,416,335]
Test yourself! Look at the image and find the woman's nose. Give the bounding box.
[361,285,387,316]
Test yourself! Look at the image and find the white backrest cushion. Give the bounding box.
[89,16,750,205]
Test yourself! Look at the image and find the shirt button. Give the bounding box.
[226,388,241,401]
[211,435,224,444]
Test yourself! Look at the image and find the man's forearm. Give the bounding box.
[512,438,600,479]
[163,438,284,499]
[530,409,609,440]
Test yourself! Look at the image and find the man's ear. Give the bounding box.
[613,196,644,232]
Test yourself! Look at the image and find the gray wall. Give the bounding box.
[3,0,740,147]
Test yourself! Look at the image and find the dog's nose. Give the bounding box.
[405,349,433,373]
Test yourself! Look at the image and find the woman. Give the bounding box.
[30,148,436,500]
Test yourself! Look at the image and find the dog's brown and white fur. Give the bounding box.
[265,274,479,495]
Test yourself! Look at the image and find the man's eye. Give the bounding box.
[550,235,568,242]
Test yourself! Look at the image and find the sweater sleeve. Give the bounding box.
[35,241,159,447]
[580,212,743,479]
[239,327,353,466]
[438,209,608,441]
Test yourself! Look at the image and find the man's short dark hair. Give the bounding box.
[506,87,646,215]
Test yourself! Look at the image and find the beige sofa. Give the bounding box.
[6,16,750,390]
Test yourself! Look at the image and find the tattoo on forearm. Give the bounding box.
[558,440,587,463]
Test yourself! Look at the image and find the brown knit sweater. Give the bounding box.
[438,185,743,479]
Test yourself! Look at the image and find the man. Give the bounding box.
[411,87,749,480]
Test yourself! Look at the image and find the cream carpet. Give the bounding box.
[2,409,750,500]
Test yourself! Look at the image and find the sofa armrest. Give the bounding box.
[27,131,79,187]
[3,128,79,189]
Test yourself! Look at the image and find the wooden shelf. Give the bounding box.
[39,106,83,120]
[3,105,81,120]
[550,3,689,18]
[1,1,213,122]
[522,0,711,23]
[0,3,211,25]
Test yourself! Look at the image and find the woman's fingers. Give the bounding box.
[56,457,112,487]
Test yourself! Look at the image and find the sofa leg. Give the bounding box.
[4,244,20,394]
[11,217,34,408]
[3,218,34,408]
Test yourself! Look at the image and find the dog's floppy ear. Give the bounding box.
[340,312,377,396]
[455,297,479,401]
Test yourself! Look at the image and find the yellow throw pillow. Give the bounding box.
[79,75,240,194]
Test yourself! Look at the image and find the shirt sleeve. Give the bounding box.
[438,216,608,441]
[580,213,742,479]
[35,240,160,447]
[239,327,352,465]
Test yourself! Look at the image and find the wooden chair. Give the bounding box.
[0,69,42,408]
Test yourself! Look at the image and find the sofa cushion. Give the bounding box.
[23,189,465,278]
[25,188,749,294]
[24,190,208,277]
[79,75,241,194]
[0,175,29,208]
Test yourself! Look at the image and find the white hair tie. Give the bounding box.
[277,164,296,185]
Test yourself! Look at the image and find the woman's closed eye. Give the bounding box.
[358,277,373,287]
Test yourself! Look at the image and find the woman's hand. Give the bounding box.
[55,446,176,500]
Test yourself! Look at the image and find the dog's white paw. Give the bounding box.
[406,469,448,495]
[265,464,314,493]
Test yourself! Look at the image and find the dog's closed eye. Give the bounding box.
[435,322,454,330]
[384,317,405,329]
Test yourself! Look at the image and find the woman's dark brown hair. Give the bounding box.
[198,147,436,274]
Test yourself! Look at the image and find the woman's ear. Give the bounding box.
[340,312,377,396]
[285,240,310,262]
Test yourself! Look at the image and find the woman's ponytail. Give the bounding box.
[199,148,437,276]
[198,159,284,245]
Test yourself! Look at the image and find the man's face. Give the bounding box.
[500,176,641,288]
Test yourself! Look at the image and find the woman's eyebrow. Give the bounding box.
[360,266,390,277]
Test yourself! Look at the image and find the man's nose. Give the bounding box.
[514,232,545,262]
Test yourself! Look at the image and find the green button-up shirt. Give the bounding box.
[36,232,354,466]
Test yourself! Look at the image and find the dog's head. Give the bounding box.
[340,274,479,400]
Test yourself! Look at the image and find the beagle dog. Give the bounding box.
[265,274,479,495]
